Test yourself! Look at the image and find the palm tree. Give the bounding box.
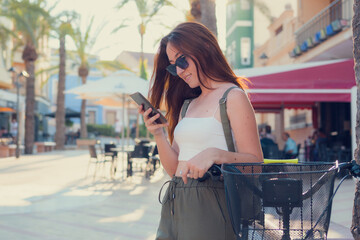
[53,11,78,150]
[115,0,173,79]
[70,17,100,139]
[1,0,54,154]
[351,1,360,238]
[189,0,217,37]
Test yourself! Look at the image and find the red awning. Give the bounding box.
[235,59,356,110]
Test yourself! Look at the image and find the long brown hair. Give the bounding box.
[150,22,247,143]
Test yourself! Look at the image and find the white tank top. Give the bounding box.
[174,102,230,161]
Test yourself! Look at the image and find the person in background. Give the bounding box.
[282,132,298,159]
[264,125,276,143]
[258,126,265,139]
[75,129,80,139]
[313,128,327,161]
[139,22,262,240]
[10,118,18,143]
[114,119,122,143]
[130,122,136,139]
[260,125,280,159]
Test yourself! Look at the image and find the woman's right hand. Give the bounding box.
[138,105,168,136]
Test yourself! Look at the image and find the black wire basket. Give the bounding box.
[221,162,339,240]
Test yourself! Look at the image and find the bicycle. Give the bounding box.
[220,160,360,240]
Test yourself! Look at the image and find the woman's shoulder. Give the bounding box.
[222,84,247,99]
[215,83,244,94]
[223,84,251,109]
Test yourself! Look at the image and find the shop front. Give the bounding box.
[235,58,356,160]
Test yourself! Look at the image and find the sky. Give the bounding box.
[48,0,297,61]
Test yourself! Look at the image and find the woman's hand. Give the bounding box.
[181,147,221,184]
[138,105,168,137]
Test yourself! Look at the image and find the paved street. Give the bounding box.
[0,149,356,239]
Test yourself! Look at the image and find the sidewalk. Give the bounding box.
[0,149,356,239]
[0,149,169,240]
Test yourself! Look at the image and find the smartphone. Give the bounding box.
[130,92,167,124]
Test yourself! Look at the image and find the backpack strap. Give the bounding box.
[181,86,238,152]
[180,99,193,119]
[219,86,238,152]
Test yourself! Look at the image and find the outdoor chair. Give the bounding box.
[145,143,160,179]
[260,138,281,159]
[104,143,117,160]
[86,145,105,180]
[103,143,118,178]
[127,138,159,179]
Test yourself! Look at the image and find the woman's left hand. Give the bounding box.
[181,148,221,183]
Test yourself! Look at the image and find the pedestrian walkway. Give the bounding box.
[0,149,356,239]
[0,149,169,240]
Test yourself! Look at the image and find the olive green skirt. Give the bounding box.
[156,176,236,240]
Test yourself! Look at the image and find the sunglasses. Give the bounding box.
[166,55,189,76]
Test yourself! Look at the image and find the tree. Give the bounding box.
[351,0,360,238]
[70,17,100,139]
[115,0,173,79]
[53,11,78,150]
[189,0,217,37]
[1,0,54,154]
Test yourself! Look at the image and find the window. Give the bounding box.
[240,37,251,65]
[88,111,96,124]
[106,111,116,126]
[227,2,236,16]
[290,113,306,125]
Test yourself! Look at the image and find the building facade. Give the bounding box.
[226,0,255,69]
[251,0,354,161]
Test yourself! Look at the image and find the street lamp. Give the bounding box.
[8,67,29,158]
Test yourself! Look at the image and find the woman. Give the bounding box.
[139,22,263,240]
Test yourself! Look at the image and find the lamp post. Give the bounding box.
[8,67,29,158]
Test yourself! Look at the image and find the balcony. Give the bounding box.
[291,0,353,58]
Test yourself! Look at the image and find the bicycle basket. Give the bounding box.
[221,162,338,240]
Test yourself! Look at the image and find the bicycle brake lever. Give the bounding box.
[350,160,360,178]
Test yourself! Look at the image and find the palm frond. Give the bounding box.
[35,65,59,77]
[116,0,131,9]
[111,19,129,34]
[252,0,273,22]
[94,60,130,71]
[1,0,55,47]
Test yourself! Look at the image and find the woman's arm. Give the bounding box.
[140,107,179,177]
[153,131,179,176]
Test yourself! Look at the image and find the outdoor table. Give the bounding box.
[110,145,135,179]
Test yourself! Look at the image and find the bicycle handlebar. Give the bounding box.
[338,160,360,178]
